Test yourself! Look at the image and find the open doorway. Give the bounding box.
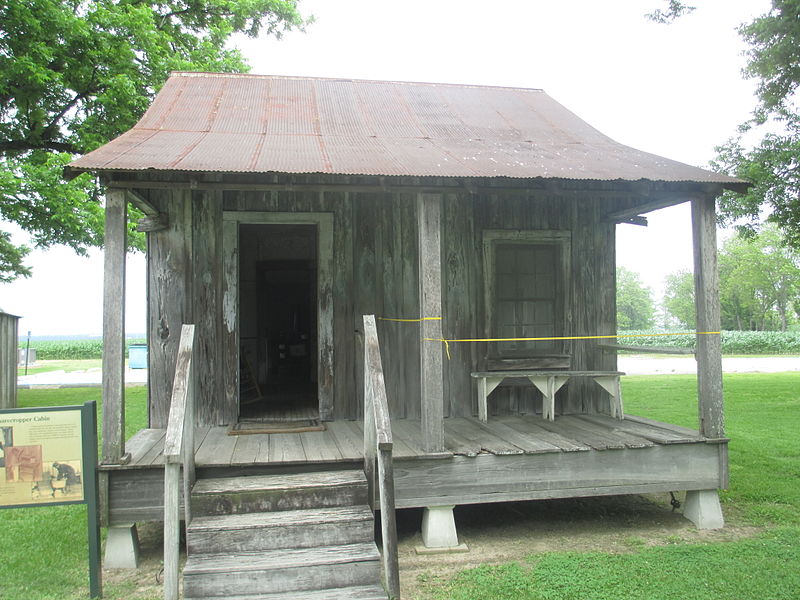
[238,224,318,420]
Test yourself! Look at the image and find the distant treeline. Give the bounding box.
[20,338,146,360]
[618,330,800,355]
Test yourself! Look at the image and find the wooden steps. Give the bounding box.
[185,584,389,600]
[184,469,386,599]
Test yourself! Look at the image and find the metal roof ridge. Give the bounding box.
[168,71,547,93]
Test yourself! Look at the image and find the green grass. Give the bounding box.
[1,387,149,600]
[5,374,800,599]
[419,372,800,600]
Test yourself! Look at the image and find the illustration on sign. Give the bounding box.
[0,410,84,506]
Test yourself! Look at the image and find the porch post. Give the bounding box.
[691,194,724,439]
[418,193,445,453]
[688,192,725,530]
[102,188,128,464]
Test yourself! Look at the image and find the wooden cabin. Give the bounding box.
[68,72,745,599]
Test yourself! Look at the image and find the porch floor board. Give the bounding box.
[114,414,706,470]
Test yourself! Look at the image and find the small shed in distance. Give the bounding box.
[0,309,19,409]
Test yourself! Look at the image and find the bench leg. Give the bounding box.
[593,376,624,419]
[528,376,569,421]
[478,377,503,423]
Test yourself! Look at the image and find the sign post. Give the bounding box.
[0,401,102,598]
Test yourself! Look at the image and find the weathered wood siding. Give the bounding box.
[145,182,618,425]
[0,311,19,409]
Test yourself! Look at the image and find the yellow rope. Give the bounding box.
[422,332,720,360]
[377,316,442,322]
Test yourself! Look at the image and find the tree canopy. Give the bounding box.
[663,226,800,331]
[616,267,656,330]
[649,1,800,249]
[0,0,308,281]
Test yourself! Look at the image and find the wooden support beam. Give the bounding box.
[617,216,648,227]
[605,197,684,222]
[102,189,128,464]
[125,189,168,232]
[125,189,159,217]
[417,193,445,453]
[691,194,724,439]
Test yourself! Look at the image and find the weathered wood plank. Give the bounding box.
[560,415,653,449]
[102,188,127,464]
[446,418,525,455]
[299,430,342,462]
[578,414,694,445]
[692,194,725,439]
[126,429,167,467]
[418,193,445,452]
[469,417,563,454]
[443,425,482,457]
[195,426,238,466]
[0,312,18,409]
[533,417,624,451]
[164,461,181,600]
[163,324,196,460]
[622,414,705,440]
[498,416,590,452]
[222,219,239,422]
[267,433,307,464]
[230,433,264,465]
[148,188,192,429]
[139,431,167,466]
[393,443,722,508]
[193,190,225,425]
[327,421,364,461]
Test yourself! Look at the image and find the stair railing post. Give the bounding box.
[363,314,400,599]
[162,324,196,600]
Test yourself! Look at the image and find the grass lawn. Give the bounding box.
[417,372,800,600]
[3,373,798,599]
[1,387,151,600]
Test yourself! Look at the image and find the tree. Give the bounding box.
[662,226,800,331]
[616,267,656,330]
[650,1,800,249]
[719,225,800,331]
[662,270,695,329]
[0,0,308,281]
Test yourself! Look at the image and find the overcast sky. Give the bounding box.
[0,0,770,336]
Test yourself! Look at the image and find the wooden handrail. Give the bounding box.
[163,324,196,600]
[362,315,400,600]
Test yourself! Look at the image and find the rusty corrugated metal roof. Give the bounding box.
[68,72,745,186]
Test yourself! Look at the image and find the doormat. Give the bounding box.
[228,419,325,435]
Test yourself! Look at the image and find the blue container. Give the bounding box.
[129,345,148,369]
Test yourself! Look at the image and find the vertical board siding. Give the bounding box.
[0,312,19,409]
[148,189,192,428]
[146,181,619,425]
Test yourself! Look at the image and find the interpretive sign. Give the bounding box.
[0,407,85,506]
[0,402,101,597]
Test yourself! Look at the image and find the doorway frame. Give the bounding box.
[222,212,335,420]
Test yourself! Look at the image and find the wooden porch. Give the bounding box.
[101,412,726,526]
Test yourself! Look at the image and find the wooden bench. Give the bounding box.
[470,370,625,422]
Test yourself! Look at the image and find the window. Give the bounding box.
[483,231,570,358]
